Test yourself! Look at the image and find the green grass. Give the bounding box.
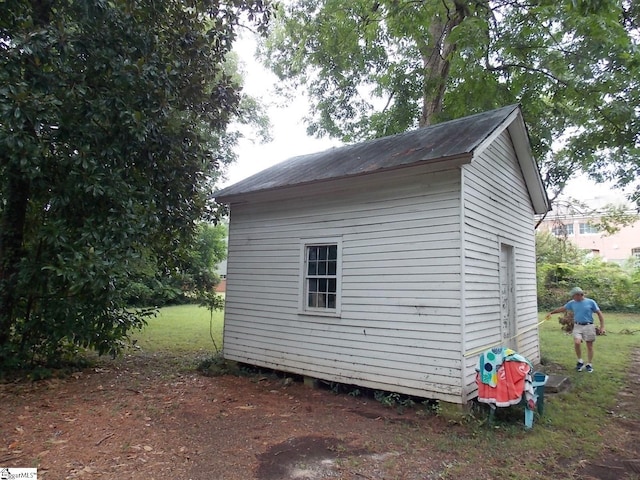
[131,303,224,354]
[536,310,640,423]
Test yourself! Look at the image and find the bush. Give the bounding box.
[538,259,640,311]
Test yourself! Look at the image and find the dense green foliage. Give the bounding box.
[124,223,228,307]
[536,232,640,310]
[0,0,271,368]
[263,0,640,205]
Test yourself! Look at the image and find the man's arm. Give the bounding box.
[545,306,567,320]
[596,310,605,333]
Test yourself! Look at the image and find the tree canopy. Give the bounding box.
[262,0,640,206]
[0,0,272,368]
[123,222,228,307]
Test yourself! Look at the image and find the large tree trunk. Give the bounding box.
[417,1,468,126]
[0,0,50,354]
[0,167,30,350]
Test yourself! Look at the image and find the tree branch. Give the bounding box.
[487,62,569,85]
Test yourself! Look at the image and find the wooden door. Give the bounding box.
[500,243,518,351]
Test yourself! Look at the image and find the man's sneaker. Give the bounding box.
[586,364,594,373]
[576,361,584,371]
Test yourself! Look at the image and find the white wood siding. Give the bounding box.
[461,130,540,401]
[224,168,465,403]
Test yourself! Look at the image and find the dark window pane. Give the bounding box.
[327,294,336,309]
[319,247,327,260]
[328,278,336,293]
[328,245,337,260]
[328,261,336,275]
[318,293,327,308]
[308,247,318,261]
[318,261,327,275]
[308,262,317,275]
[308,293,315,308]
[308,278,317,292]
[319,278,327,292]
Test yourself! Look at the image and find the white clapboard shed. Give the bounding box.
[215,105,550,404]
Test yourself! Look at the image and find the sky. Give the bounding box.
[222,34,339,188]
[561,174,629,208]
[224,34,630,210]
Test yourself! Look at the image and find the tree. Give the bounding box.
[0,0,272,367]
[535,231,640,310]
[262,0,640,206]
[535,231,588,265]
[124,223,228,307]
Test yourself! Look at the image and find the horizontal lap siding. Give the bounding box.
[462,131,539,400]
[224,169,464,402]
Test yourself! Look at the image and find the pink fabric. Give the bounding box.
[476,360,531,407]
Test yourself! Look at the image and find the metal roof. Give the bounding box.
[216,105,545,208]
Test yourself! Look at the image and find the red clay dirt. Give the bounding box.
[1,350,639,480]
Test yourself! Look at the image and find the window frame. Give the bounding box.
[299,238,342,317]
[579,222,600,235]
[551,222,574,236]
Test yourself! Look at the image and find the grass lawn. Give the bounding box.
[531,311,640,441]
[130,303,224,355]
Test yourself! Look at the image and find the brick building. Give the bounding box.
[538,210,640,263]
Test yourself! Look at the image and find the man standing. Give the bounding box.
[545,287,606,372]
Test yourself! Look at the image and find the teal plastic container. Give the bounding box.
[532,372,548,414]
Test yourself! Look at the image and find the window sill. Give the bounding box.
[298,309,341,318]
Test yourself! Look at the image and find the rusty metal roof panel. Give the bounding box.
[216,104,520,200]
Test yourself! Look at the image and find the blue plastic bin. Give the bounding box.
[532,372,548,415]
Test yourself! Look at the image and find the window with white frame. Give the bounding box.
[551,223,574,236]
[302,241,340,313]
[632,247,640,259]
[579,222,600,235]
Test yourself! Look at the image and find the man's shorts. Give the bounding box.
[573,323,596,342]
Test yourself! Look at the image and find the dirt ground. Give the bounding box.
[1,351,639,480]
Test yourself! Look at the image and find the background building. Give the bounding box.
[538,210,640,263]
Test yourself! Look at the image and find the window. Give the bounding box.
[579,222,599,235]
[632,247,640,259]
[551,223,574,236]
[301,240,341,314]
